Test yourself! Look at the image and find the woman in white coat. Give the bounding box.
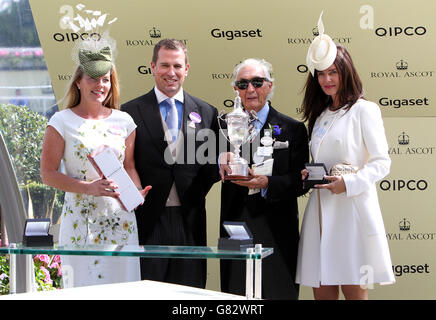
[296,13,395,300]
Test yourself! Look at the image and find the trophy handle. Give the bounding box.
[217,111,232,144]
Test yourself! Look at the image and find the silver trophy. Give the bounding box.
[218,92,257,180]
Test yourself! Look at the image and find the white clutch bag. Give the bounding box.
[330,162,358,176]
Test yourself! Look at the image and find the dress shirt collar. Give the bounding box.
[254,102,270,128]
[154,86,185,105]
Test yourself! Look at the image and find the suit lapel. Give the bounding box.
[182,93,200,164]
[261,104,282,139]
[138,90,168,155]
[182,92,200,136]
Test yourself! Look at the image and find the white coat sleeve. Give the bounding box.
[343,102,391,197]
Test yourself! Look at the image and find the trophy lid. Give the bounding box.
[228,91,248,119]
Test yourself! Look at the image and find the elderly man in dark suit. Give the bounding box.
[121,39,219,288]
[219,58,309,299]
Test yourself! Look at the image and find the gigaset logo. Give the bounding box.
[379,97,429,109]
[375,26,427,37]
[392,264,430,277]
[210,28,263,40]
[138,66,153,75]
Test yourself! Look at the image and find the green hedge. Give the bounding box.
[0,104,64,221]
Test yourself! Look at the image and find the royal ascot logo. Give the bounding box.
[287,24,351,46]
[211,73,233,81]
[125,27,177,47]
[399,218,411,231]
[54,4,117,42]
[131,28,188,75]
[398,131,409,145]
[57,74,72,81]
[211,61,267,81]
[210,28,263,40]
[388,131,435,156]
[386,218,435,241]
[375,26,427,37]
[149,27,161,39]
[370,60,435,79]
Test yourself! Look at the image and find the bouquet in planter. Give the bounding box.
[0,254,62,294]
[33,254,62,291]
[0,255,9,295]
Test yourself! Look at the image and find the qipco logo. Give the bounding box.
[223,99,234,108]
[297,65,308,73]
[379,179,428,191]
[53,32,101,42]
[375,26,427,37]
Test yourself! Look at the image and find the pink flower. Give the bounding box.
[40,266,53,285]
[108,125,123,136]
[34,254,50,265]
[0,273,7,280]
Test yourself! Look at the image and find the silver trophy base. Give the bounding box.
[225,163,251,181]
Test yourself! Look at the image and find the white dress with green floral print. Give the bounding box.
[48,108,140,288]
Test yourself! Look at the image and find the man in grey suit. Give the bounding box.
[121,39,219,288]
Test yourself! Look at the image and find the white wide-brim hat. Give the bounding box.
[306,11,337,76]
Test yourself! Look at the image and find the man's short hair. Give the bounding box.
[232,58,274,99]
[152,38,188,65]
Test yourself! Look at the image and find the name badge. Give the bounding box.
[257,146,273,157]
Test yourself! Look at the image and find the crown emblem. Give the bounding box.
[398,132,410,145]
[149,27,161,38]
[399,218,411,231]
[396,59,408,70]
[312,26,319,36]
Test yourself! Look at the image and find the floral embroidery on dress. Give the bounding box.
[55,109,140,287]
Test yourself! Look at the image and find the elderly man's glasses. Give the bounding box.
[235,77,269,90]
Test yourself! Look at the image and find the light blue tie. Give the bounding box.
[166,98,178,142]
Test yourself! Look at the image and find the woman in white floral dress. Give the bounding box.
[40,46,150,288]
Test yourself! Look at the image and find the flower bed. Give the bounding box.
[0,254,62,294]
[0,48,46,70]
